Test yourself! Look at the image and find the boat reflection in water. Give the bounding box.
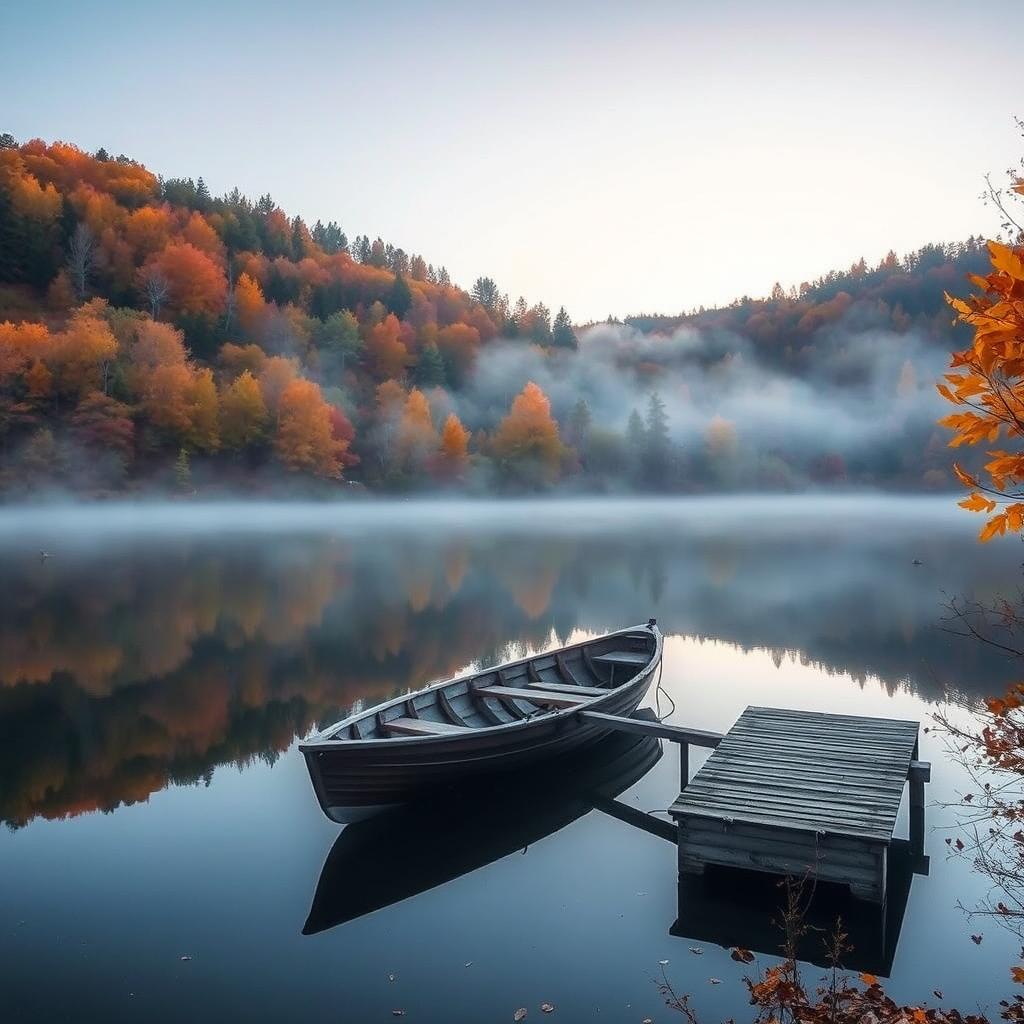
[673,840,929,977]
[303,713,664,934]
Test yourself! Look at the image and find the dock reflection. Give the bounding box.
[672,840,928,977]
[303,718,663,934]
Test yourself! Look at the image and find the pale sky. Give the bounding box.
[3,0,1021,322]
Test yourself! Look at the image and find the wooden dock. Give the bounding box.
[668,707,927,903]
[583,704,929,904]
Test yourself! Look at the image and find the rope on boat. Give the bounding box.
[653,658,675,723]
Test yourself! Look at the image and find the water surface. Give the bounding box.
[0,497,1017,1021]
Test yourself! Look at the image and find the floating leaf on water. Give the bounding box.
[541,1003,555,1013]
[657,959,669,966]
[688,947,703,956]
[392,1011,405,1018]
[179,955,193,962]
[730,948,755,964]
[643,1019,654,1024]
[514,1009,528,1022]
[860,973,879,986]
[709,977,722,985]
[971,934,984,945]
[388,973,396,982]
[636,891,648,896]
[464,962,473,968]
[934,990,944,999]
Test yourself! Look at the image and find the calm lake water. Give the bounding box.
[0,496,1019,1021]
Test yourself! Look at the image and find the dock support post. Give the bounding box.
[909,760,930,858]
[680,741,689,791]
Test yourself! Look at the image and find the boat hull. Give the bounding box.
[302,628,662,822]
[305,669,654,821]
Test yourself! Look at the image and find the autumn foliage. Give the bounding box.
[492,381,564,483]
[937,237,1024,539]
[275,379,344,477]
[0,136,583,494]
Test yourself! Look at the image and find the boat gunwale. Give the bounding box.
[299,622,662,750]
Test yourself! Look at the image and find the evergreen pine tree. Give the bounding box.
[567,397,592,454]
[387,273,412,318]
[626,409,645,453]
[552,306,577,349]
[195,177,211,211]
[472,276,499,311]
[643,392,671,486]
[414,343,446,388]
[0,186,26,283]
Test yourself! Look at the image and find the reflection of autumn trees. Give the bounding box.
[0,523,1016,827]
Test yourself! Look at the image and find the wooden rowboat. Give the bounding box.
[300,620,664,822]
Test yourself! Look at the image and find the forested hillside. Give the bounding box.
[0,134,987,496]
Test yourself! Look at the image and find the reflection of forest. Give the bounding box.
[0,521,1009,827]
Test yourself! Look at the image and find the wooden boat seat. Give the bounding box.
[594,650,649,666]
[475,685,592,708]
[529,681,607,697]
[383,717,470,736]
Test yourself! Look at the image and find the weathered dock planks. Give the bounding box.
[668,706,924,903]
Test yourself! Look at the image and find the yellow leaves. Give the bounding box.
[937,372,989,406]
[979,513,1008,543]
[275,378,341,478]
[1012,965,1024,984]
[939,411,1000,447]
[984,452,1024,492]
[1008,503,1024,532]
[859,973,879,987]
[492,381,564,483]
[944,291,975,317]
[437,413,470,479]
[952,376,988,400]
[989,241,1024,283]
[958,492,996,513]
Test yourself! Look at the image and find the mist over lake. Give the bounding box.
[0,496,1018,1021]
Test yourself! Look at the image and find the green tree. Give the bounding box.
[529,303,553,345]
[315,310,363,376]
[195,177,211,211]
[369,237,387,268]
[414,342,446,388]
[387,273,412,318]
[472,276,500,312]
[174,447,192,491]
[567,397,592,457]
[552,306,577,349]
[643,392,671,485]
